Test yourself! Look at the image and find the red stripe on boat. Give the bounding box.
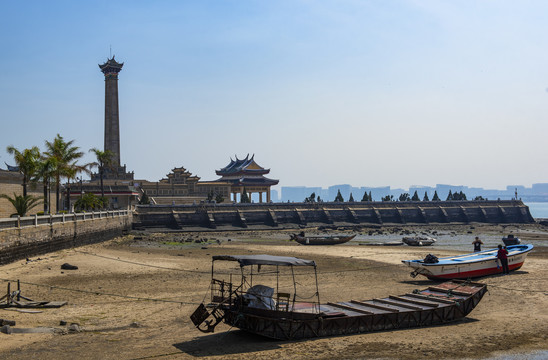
[426,262,525,280]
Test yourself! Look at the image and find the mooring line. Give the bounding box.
[74,250,209,274]
[0,277,201,305]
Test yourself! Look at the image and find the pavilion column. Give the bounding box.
[267,190,271,203]
[259,192,263,203]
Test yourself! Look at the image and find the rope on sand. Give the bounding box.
[0,277,201,305]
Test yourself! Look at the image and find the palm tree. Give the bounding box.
[43,134,84,213]
[6,146,40,197]
[0,193,42,217]
[89,148,114,198]
[64,161,92,212]
[34,156,57,214]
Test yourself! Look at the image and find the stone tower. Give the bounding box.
[96,56,133,180]
[99,56,123,167]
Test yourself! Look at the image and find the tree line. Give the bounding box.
[1,134,115,216]
[305,189,482,203]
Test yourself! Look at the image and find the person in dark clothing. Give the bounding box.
[472,237,484,252]
[497,244,509,274]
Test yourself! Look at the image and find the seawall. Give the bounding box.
[0,211,132,265]
[133,200,535,231]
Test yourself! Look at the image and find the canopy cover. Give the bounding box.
[212,254,316,267]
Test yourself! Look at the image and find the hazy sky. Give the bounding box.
[1,0,547,191]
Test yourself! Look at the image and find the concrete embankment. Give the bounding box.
[0,211,132,265]
[133,200,534,231]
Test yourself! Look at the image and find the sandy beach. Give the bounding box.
[0,224,547,359]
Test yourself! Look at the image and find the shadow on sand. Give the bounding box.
[400,269,530,285]
[173,330,284,357]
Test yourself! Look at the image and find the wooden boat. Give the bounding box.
[190,254,487,340]
[360,241,404,246]
[502,234,521,246]
[290,233,356,245]
[402,236,437,246]
[402,244,534,280]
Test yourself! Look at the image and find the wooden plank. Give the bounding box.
[373,298,423,310]
[427,286,472,296]
[406,293,456,304]
[389,295,439,308]
[327,302,374,315]
[351,300,399,312]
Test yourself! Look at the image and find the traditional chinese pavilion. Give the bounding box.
[215,155,279,203]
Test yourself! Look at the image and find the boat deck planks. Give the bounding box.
[351,300,400,313]
[372,298,425,310]
[326,302,375,315]
[389,295,440,308]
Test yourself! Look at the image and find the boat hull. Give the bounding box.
[293,234,356,245]
[402,237,436,246]
[402,244,533,280]
[222,281,486,340]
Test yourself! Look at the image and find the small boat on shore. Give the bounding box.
[190,254,487,340]
[290,233,356,245]
[402,236,437,246]
[502,234,521,246]
[402,244,534,280]
[360,241,404,246]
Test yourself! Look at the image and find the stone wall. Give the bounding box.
[0,211,132,265]
[133,200,535,230]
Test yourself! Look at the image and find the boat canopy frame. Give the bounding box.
[210,254,321,316]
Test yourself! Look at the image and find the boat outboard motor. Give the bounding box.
[423,254,439,264]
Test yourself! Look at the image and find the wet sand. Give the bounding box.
[0,224,547,359]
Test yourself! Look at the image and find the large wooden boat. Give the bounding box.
[402,244,534,280]
[290,233,356,245]
[190,254,487,340]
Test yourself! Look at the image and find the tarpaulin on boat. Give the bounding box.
[212,254,316,267]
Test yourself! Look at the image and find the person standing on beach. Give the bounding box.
[472,237,484,252]
[497,244,509,274]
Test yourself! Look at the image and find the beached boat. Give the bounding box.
[360,241,404,246]
[402,244,534,280]
[402,236,437,246]
[290,233,356,245]
[190,254,487,340]
[502,234,521,246]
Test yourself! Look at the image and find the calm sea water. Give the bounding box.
[524,202,548,218]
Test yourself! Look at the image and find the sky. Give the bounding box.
[1,0,547,191]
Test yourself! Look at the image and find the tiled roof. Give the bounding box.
[216,154,269,176]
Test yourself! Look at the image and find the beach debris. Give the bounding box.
[7,327,57,334]
[68,323,81,332]
[61,263,78,270]
[1,325,13,334]
[3,308,43,313]
[0,281,67,309]
[0,319,16,326]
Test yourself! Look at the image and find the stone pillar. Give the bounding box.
[267,190,271,203]
[104,75,120,166]
[99,57,124,168]
[259,192,263,203]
